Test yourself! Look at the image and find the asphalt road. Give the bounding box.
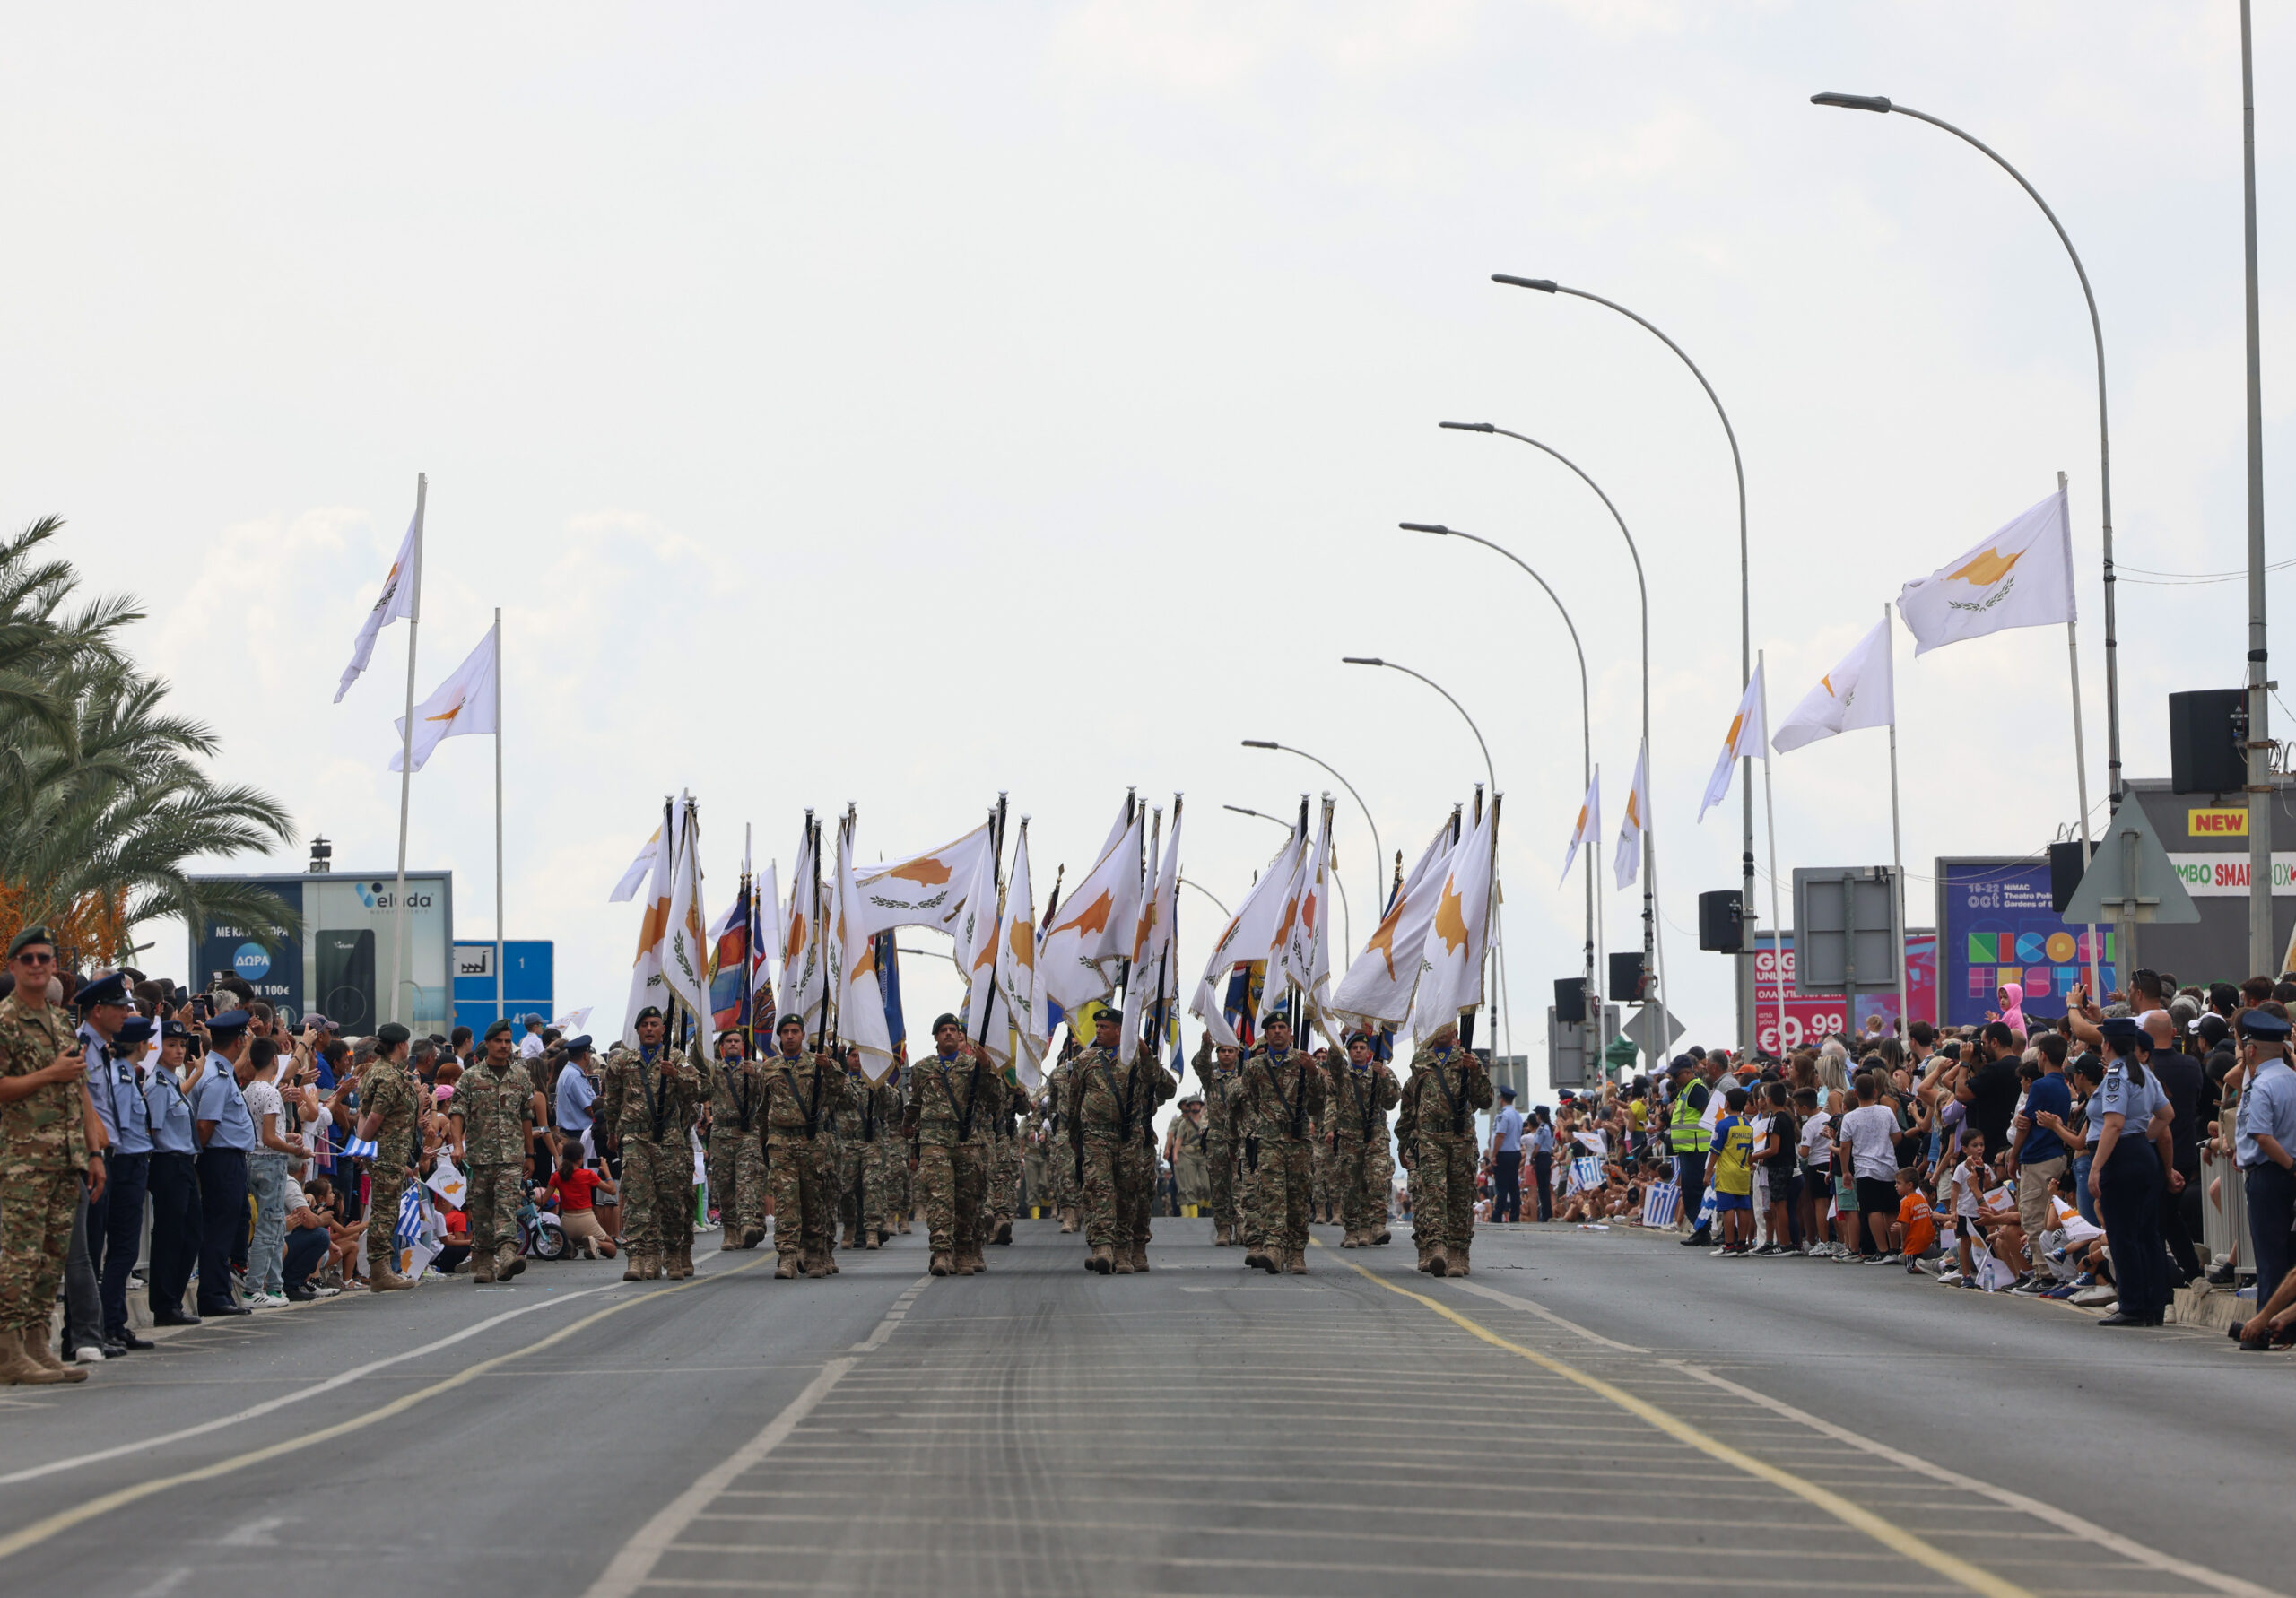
[1,1218,2286,1598]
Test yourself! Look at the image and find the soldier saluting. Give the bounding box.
[1240,1012,1326,1275]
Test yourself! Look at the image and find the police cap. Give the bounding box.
[161,1019,192,1041]
[206,1009,252,1037]
[76,972,132,1011]
[566,1034,594,1054]
[2097,1015,2144,1045]
[2240,1009,2292,1042]
[116,1015,156,1047]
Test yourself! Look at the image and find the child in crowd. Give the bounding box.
[1888,1167,1935,1272]
[548,1142,618,1259]
[1709,1088,1757,1256]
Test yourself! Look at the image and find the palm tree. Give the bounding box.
[0,517,298,965]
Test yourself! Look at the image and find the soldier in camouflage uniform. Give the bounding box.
[1193,1033,1244,1245]
[1043,1051,1080,1231]
[1068,1008,1172,1274]
[452,1019,543,1283]
[835,1052,899,1249]
[987,1085,1023,1245]
[1327,1031,1402,1247]
[869,1060,907,1240]
[0,926,99,1385]
[352,1023,420,1292]
[761,1014,846,1278]
[906,1014,1002,1276]
[598,1006,704,1281]
[1168,1096,1209,1214]
[706,1029,768,1250]
[1239,1012,1326,1274]
[1396,1020,1491,1277]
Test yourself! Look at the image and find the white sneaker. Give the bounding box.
[255,1291,290,1308]
[72,1344,106,1364]
[311,1285,342,1298]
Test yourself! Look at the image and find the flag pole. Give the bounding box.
[1757,656,1787,1057]
[2059,472,2103,1000]
[1875,609,1909,1037]
[389,472,426,1026]
[492,608,505,1036]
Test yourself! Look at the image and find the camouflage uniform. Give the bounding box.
[1170,1109,1210,1211]
[598,1043,704,1277]
[1043,1059,1082,1225]
[761,1046,847,1276]
[1196,1039,1242,1243]
[706,1054,769,1246]
[0,995,89,1355]
[1068,1040,1173,1272]
[1239,1045,1326,1270]
[1020,1107,1049,1214]
[835,1068,900,1246]
[455,1055,539,1278]
[360,1055,422,1273]
[906,1046,1003,1273]
[1398,1038,1492,1274]
[1326,1055,1401,1245]
[868,1073,907,1234]
[987,1091,1023,1240]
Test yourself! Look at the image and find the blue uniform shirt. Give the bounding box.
[2236,1056,2296,1168]
[2089,1062,2167,1146]
[1492,1105,1524,1152]
[557,1061,597,1133]
[79,1019,156,1155]
[193,1051,257,1151]
[145,1063,198,1154]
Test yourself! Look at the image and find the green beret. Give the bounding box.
[8,925,55,957]
[634,1006,664,1026]
[483,1019,515,1041]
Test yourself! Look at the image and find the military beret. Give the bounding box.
[775,1013,805,1030]
[206,1009,252,1036]
[2240,1009,2292,1041]
[1260,1011,1292,1028]
[634,1006,664,1026]
[932,1012,962,1033]
[76,972,131,1010]
[116,1015,156,1046]
[376,1022,412,1047]
[1345,1032,1370,1047]
[7,925,55,957]
[483,1019,515,1041]
[566,1034,594,1054]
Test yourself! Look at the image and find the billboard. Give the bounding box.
[1934,857,2115,1030]
[453,940,555,1035]
[1752,930,1937,1056]
[190,870,454,1035]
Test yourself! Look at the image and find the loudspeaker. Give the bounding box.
[2048,840,2097,915]
[1554,977,1587,1025]
[2169,689,2247,795]
[1608,951,1649,1003]
[1698,890,1745,952]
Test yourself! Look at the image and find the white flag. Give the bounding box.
[957,820,1005,1046]
[660,801,711,1029]
[853,820,999,940]
[549,1007,592,1036]
[1405,801,1499,1041]
[1614,742,1649,892]
[778,818,825,1035]
[389,621,498,773]
[1698,665,1768,822]
[1039,804,1145,1017]
[1118,801,1184,1055]
[750,861,781,1020]
[1558,771,1600,887]
[1187,823,1309,1047]
[994,821,1052,1089]
[610,825,663,903]
[1332,810,1457,1030]
[1896,487,2075,656]
[1773,619,1896,754]
[622,798,675,1044]
[335,507,420,703]
[833,813,897,1081]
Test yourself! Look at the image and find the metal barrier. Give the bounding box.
[2202,1144,2249,1276]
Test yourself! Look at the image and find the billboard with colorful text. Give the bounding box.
[1935,856,2116,1030]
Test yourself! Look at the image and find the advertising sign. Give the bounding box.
[1752,931,1937,1056]
[190,870,454,1034]
[1934,857,2115,1030]
[194,880,305,1019]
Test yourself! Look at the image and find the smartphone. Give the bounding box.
[189,994,212,1020]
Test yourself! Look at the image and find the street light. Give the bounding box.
[1401,521,1597,1003]
[1178,877,1230,917]
[1222,802,1349,952]
[1808,91,2122,803]
[1489,275,1753,1050]
[1241,740,1384,902]
[1425,430,1660,1019]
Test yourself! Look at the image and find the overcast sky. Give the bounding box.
[4,3,2291,1075]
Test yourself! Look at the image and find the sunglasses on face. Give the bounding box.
[13,951,54,967]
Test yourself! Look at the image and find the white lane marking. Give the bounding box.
[583,1274,932,1598]
[1440,1280,1649,1353]
[0,1249,726,1487]
[210,1514,286,1547]
[129,1567,192,1597]
[1665,1359,2279,1598]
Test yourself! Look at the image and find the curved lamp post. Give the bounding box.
[1241,740,1384,903]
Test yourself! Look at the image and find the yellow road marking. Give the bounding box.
[1326,1251,2031,1598]
[0,1255,770,1564]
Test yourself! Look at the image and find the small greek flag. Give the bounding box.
[341,1135,379,1159]
[1567,1156,1604,1194]
[1693,1185,1718,1233]
[395,1182,426,1251]
[1641,1180,1680,1228]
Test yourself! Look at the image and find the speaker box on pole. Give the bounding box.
[1698,890,1745,953]
[2169,689,2247,795]
[1608,951,1648,1003]
[2048,839,2097,915]
[1553,977,1587,1025]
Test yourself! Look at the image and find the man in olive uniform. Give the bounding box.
[1239,1012,1326,1274]
[833,1049,896,1249]
[1327,1031,1402,1247]
[761,1014,845,1278]
[987,1086,1025,1244]
[1044,1049,1081,1231]
[865,1061,905,1242]
[598,1007,704,1281]
[1168,1096,1210,1214]
[1068,1007,1172,1274]
[1193,1034,1244,1245]
[453,1019,542,1283]
[706,1029,768,1250]
[907,1013,1002,1276]
[1398,1020,1492,1277]
[352,1023,420,1291]
[0,926,100,1385]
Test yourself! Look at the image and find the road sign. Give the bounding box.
[1791,866,1901,993]
[2063,801,2201,926]
[1622,1003,1684,1058]
[1548,1005,1622,1089]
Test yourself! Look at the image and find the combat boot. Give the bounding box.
[898,1215,912,1235]
[744,1226,767,1248]
[622,1253,647,1281]
[368,1263,413,1292]
[804,1251,832,1279]
[1448,1246,1471,1277]
[1285,1250,1308,1274]
[497,1249,526,1281]
[1111,1252,1135,1274]
[1427,1245,1451,1277]
[471,1260,497,1285]
[930,1250,954,1276]
[1058,1207,1078,1234]
[1086,1244,1114,1274]
[1339,1229,1358,1248]
[954,1246,978,1276]
[1373,1227,1393,1246]
[970,1245,990,1274]
[645,1253,668,1280]
[1129,1241,1150,1272]
[775,1252,802,1280]
[841,1219,859,1248]
[722,1224,742,1251]
[865,1229,882,1250]
[4,1327,82,1385]
[1214,1220,1233,1246]
[1415,1244,1434,1272]
[994,1218,1013,1245]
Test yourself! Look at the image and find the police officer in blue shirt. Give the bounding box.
[2090,1015,2174,1328]
[2233,1007,2296,1317]
[144,1018,204,1324]
[74,974,156,1350]
[192,1009,257,1316]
